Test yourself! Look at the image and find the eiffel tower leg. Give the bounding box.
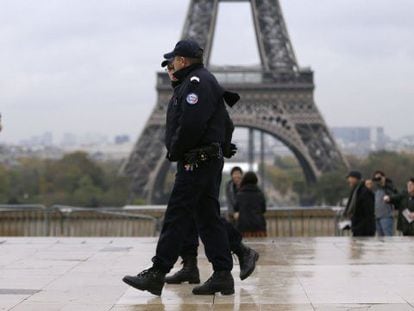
[229,86,347,184]
[181,0,219,65]
[122,65,178,203]
[260,131,265,188]
[248,128,255,171]
[122,123,166,203]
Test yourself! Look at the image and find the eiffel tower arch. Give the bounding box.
[123,0,348,204]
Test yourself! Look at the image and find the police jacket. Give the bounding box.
[165,63,238,161]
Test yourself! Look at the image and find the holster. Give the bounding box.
[184,143,223,168]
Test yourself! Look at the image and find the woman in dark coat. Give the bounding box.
[234,172,267,237]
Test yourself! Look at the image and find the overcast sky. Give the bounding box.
[1,0,413,144]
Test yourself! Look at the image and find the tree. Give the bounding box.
[0,152,130,207]
[312,170,349,205]
[357,151,414,189]
[0,164,10,203]
[72,175,103,207]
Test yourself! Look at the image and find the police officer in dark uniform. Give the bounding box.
[159,58,259,285]
[123,39,237,296]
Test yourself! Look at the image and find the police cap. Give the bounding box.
[163,39,203,59]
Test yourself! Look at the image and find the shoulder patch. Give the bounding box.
[186,93,198,105]
[190,76,200,84]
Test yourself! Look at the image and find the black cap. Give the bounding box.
[161,58,173,68]
[163,39,203,59]
[346,171,362,180]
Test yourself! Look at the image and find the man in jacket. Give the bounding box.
[384,178,414,236]
[225,166,243,224]
[123,40,236,296]
[343,171,376,237]
[372,170,398,236]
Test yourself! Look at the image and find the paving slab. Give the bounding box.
[0,237,413,310]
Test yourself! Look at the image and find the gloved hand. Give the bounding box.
[183,150,199,167]
[223,143,237,159]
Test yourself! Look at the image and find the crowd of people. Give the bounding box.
[344,170,414,237]
[224,165,414,239]
[226,165,414,239]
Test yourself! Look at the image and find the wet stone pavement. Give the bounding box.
[0,237,414,310]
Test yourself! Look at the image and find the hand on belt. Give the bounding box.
[183,143,222,170]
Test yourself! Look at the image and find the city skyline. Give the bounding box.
[1,0,413,144]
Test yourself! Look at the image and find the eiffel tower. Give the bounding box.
[123,0,347,204]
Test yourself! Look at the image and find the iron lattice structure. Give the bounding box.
[123,0,347,203]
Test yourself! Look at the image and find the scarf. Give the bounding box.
[343,181,364,218]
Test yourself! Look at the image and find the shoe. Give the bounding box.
[165,256,200,284]
[233,243,259,280]
[122,267,165,296]
[192,271,234,295]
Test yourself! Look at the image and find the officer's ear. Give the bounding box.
[187,58,196,67]
[173,56,185,68]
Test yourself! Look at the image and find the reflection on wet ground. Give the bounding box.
[0,237,413,310]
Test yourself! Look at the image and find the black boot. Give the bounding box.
[122,267,166,296]
[192,271,234,295]
[165,256,200,284]
[233,243,259,280]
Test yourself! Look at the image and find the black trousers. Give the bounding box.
[152,159,233,272]
[181,217,242,258]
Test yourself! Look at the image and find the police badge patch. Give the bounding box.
[186,93,198,105]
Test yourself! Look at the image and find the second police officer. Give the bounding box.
[160,57,259,286]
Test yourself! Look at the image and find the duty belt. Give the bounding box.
[183,143,223,170]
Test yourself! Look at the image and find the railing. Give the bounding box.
[1,204,397,237]
[122,205,350,237]
[0,204,49,236]
[156,69,314,90]
[0,205,158,237]
[264,206,349,237]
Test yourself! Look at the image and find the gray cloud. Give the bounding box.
[1,0,413,144]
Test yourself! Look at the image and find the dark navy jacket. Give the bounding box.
[165,63,230,161]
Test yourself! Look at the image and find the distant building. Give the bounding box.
[61,133,78,147]
[114,135,130,145]
[331,127,387,155]
[19,132,54,147]
[80,133,108,146]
